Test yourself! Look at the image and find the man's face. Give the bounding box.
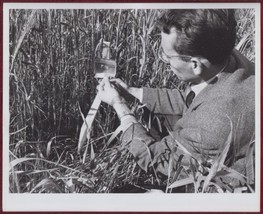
[161,29,202,84]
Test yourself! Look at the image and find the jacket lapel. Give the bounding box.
[187,54,237,112]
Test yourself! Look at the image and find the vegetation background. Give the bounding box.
[9,8,255,193]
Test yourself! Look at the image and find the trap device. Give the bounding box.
[78,41,116,154]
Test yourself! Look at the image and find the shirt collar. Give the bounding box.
[191,81,209,96]
[190,58,229,95]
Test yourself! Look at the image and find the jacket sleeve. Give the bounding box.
[142,87,186,115]
[120,95,254,176]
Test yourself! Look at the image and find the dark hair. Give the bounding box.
[157,9,237,64]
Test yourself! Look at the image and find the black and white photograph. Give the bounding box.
[3,2,260,212]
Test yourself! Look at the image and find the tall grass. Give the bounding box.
[8,9,255,193]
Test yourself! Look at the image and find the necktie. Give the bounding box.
[186,90,195,108]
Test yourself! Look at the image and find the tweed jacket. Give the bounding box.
[121,49,255,178]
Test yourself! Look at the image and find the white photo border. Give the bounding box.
[3,2,261,212]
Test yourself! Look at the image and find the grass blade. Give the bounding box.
[168,177,193,190]
[10,10,37,73]
[30,178,63,193]
[106,120,136,147]
[78,96,101,153]
[10,157,36,169]
[46,137,55,157]
[202,120,233,192]
[10,157,83,174]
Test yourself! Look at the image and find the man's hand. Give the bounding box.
[110,78,143,102]
[110,78,129,91]
[97,77,124,106]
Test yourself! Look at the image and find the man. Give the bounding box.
[97,9,255,189]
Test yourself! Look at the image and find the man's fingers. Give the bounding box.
[110,78,121,83]
[96,84,101,91]
[110,78,127,88]
[103,76,112,88]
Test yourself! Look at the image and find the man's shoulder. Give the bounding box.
[218,49,254,90]
[199,52,255,109]
[232,49,255,75]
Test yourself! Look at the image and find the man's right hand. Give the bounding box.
[110,78,143,102]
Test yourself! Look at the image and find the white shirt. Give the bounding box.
[191,59,229,95]
[190,76,217,96]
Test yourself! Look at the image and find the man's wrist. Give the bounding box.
[120,114,137,124]
[113,100,138,125]
[113,102,132,118]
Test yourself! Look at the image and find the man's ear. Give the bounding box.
[190,57,210,76]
